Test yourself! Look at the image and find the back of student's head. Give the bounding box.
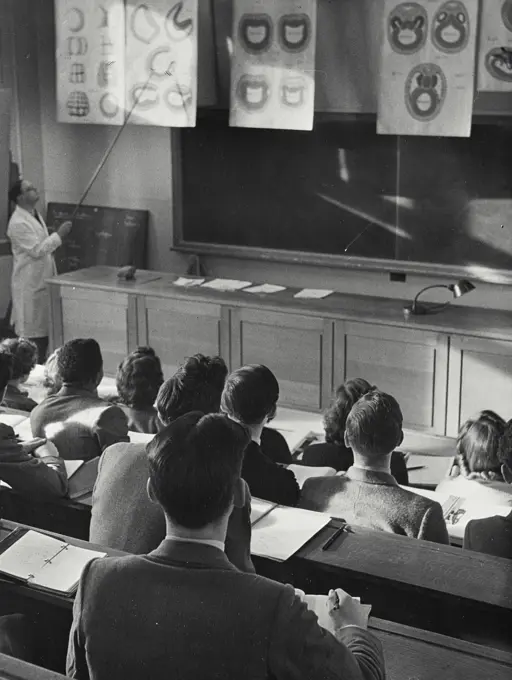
[456,410,505,481]
[0,338,38,382]
[156,354,227,425]
[116,347,163,410]
[345,389,403,457]
[147,411,250,528]
[221,364,279,426]
[43,349,62,396]
[57,338,103,387]
[324,378,374,446]
[0,352,13,395]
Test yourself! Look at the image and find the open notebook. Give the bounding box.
[250,499,330,562]
[0,529,106,595]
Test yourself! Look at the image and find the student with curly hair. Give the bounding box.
[302,378,408,484]
[114,347,164,434]
[0,338,38,412]
[436,410,512,505]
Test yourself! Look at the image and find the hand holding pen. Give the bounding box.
[328,588,371,630]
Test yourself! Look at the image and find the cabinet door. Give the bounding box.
[447,336,512,436]
[53,286,134,375]
[231,308,333,411]
[138,297,227,377]
[335,322,448,434]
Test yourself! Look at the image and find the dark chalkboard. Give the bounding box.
[46,203,148,274]
[175,113,512,281]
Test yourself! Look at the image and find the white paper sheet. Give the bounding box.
[243,284,286,294]
[478,0,512,91]
[299,593,372,633]
[173,277,205,287]
[294,289,333,299]
[288,464,336,488]
[202,279,252,292]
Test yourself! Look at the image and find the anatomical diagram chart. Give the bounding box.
[56,0,126,125]
[230,0,317,131]
[378,0,478,137]
[478,0,512,91]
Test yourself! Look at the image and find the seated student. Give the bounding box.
[301,390,449,544]
[464,419,512,559]
[113,347,164,434]
[42,348,62,397]
[221,365,300,506]
[30,339,129,460]
[90,354,254,572]
[436,411,512,505]
[0,338,38,412]
[0,352,67,500]
[68,411,385,680]
[302,378,408,484]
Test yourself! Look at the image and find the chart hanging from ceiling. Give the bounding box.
[55,0,125,125]
[125,0,198,127]
[478,0,512,91]
[378,0,478,137]
[230,0,317,131]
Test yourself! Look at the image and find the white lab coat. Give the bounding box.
[7,206,62,338]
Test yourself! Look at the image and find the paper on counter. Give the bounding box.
[202,279,252,292]
[244,284,286,295]
[294,289,333,299]
[173,277,205,287]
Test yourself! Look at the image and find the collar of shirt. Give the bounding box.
[164,534,225,552]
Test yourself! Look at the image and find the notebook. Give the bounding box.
[67,457,100,500]
[287,464,336,489]
[0,529,106,595]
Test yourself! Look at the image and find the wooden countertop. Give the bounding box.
[48,266,512,341]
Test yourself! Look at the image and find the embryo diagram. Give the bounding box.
[405,63,447,121]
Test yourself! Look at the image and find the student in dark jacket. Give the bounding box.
[0,338,38,412]
[463,419,512,560]
[302,378,408,484]
[221,365,300,506]
[112,347,164,435]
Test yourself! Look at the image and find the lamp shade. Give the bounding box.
[449,280,475,299]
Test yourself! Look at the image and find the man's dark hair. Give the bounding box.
[498,419,512,470]
[221,364,279,425]
[345,389,403,457]
[8,180,23,205]
[156,355,227,425]
[324,378,375,446]
[0,338,38,381]
[457,410,505,479]
[57,338,103,386]
[116,347,163,409]
[0,352,13,394]
[147,411,250,529]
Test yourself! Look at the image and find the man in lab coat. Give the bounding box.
[7,180,72,362]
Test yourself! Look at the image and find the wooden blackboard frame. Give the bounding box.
[171,113,512,285]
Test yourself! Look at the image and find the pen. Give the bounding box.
[322,526,345,551]
[407,465,426,472]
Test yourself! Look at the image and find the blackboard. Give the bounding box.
[46,203,149,274]
[175,112,512,281]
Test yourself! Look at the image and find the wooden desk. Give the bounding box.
[0,653,66,680]
[0,521,511,679]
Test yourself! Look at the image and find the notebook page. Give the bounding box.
[288,464,336,489]
[0,531,65,581]
[250,498,276,525]
[32,544,106,593]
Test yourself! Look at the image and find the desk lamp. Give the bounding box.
[404,279,475,317]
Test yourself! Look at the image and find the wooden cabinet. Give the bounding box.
[334,322,448,434]
[230,308,333,411]
[137,296,228,377]
[447,336,512,436]
[50,286,134,375]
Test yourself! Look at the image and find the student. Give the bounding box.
[464,419,512,559]
[0,338,38,412]
[221,365,300,506]
[0,352,67,500]
[42,348,62,397]
[90,355,254,572]
[302,378,408,484]
[436,411,512,505]
[68,411,385,680]
[301,390,449,544]
[30,339,129,460]
[113,347,164,434]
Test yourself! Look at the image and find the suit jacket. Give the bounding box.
[89,442,254,573]
[464,512,512,560]
[117,404,160,435]
[260,427,293,465]
[30,386,129,460]
[301,466,449,544]
[67,539,385,680]
[242,440,300,506]
[0,423,67,500]
[302,442,409,485]
[1,384,38,413]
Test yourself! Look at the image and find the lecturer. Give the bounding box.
[7,180,72,362]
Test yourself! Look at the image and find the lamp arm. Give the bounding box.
[412,284,450,312]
